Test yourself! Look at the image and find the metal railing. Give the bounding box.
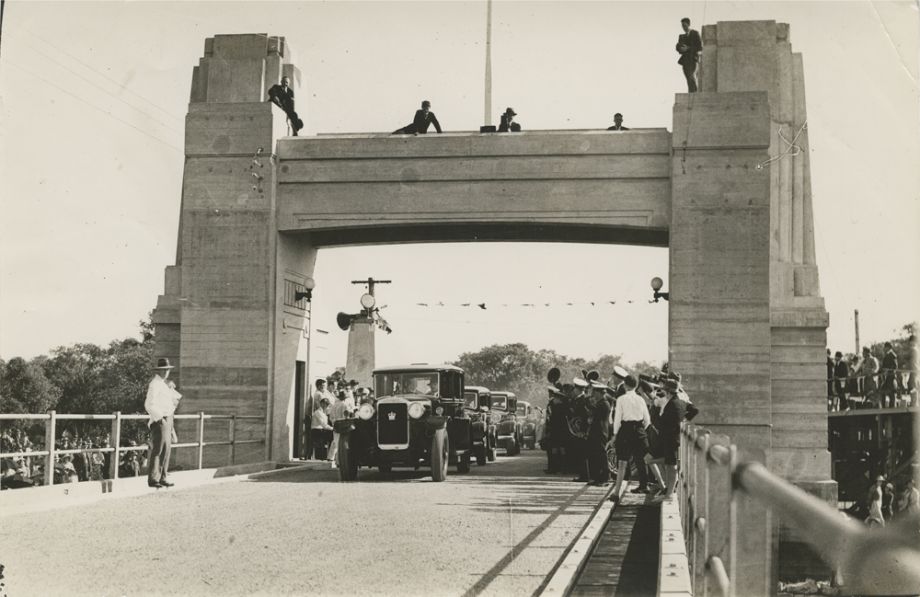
[677,422,920,596]
[827,368,917,409]
[0,411,265,487]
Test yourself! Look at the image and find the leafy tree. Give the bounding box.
[0,356,61,414]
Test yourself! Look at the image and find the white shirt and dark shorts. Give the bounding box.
[612,390,651,463]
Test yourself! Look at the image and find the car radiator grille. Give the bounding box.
[377,402,409,446]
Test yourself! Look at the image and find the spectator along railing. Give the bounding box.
[827,367,917,406]
[0,411,264,487]
[675,422,920,596]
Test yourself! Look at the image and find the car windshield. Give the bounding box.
[492,395,508,410]
[375,372,440,397]
[463,391,478,409]
[516,404,528,416]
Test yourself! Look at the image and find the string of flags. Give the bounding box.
[412,299,653,309]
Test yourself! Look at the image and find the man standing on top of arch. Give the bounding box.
[676,17,703,92]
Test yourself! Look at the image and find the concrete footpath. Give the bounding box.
[0,459,333,517]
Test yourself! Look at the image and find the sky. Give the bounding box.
[1,0,918,378]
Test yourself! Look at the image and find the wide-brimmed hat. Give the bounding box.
[612,365,628,380]
[505,107,517,116]
[153,358,174,370]
[547,385,565,397]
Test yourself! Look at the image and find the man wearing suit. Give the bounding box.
[607,113,629,131]
[267,76,303,136]
[393,100,442,135]
[676,17,703,92]
[880,342,900,408]
[498,107,521,132]
[833,351,850,411]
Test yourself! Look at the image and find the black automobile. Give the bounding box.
[489,391,521,455]
[334,364,474,481]
[463,385,497,464]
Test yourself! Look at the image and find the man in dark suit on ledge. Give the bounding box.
[676,17,703,92]
[267,76,303,136]
[393,100,442,135]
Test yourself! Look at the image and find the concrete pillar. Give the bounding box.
[345,318,376,389]
[669,91,774,455]
[153,34,308,465]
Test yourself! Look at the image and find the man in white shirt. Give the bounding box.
[327,391,355,467]
[145,358,181,488]
[608,375,651,504]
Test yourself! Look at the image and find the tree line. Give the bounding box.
[0,317,154,416]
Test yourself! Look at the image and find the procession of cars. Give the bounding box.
[333,363,542,482]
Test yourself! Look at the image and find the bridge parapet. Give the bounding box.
[673,422,920,596]
[276,129,672,243]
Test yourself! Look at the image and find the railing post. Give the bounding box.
[111,411,121,480]
[44,411,56,486]
[694,432,711,596]
[706,436,734,597]
[229,415,236,465]
[730,447,773,597]
[197,412,206,470]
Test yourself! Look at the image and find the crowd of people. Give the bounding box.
[540,364,699,504]
[303,378,376,466]
[860,475,919,528]
[0,428,150,490]
[826,335,918,411]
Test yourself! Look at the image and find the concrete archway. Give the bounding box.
[153,25,833,505]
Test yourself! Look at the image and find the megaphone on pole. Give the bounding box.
[337,312,360,331]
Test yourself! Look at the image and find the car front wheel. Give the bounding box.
[430,428,449,482]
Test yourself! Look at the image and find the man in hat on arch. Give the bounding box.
[145,358,182,488]
[498,107,521,132]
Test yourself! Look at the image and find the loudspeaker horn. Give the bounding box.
[547,367,561,384]
[336,312,355,331]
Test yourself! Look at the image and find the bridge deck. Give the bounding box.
[570,491,661,596]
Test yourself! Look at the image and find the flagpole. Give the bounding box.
[484,0,493,126]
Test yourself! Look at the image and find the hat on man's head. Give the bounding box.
[548,385,565,397]
[348,379,359,387]
[590,380,607,391]
[612,365,628,380]
[573,377,589,388]
[357,387,370,396]
[662,378,680,393]
[505,107,517,116]
[153,358,174,370]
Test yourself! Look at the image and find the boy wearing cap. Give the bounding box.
[145,358,182,488]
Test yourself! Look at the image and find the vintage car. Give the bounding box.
[515,401,538,449]
[334,364,474,481]
[463,385,497,464]
[489,391,520,455]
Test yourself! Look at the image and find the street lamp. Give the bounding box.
[294,277,316,302]
[650,277,669,303]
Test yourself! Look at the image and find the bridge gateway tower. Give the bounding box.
[153,23,834,512]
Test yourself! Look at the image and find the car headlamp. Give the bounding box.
[357,403,375,421]
[408,402,426,419]
[435,406,444,415]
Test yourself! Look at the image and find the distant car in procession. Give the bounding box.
[515,400,538,450]
[463,385,498,464]
[333,364,475,481]
[490,391,521,455]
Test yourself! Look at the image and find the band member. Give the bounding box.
[587,381,611,486]
[568,378,591,482]
[544,386,566,473]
